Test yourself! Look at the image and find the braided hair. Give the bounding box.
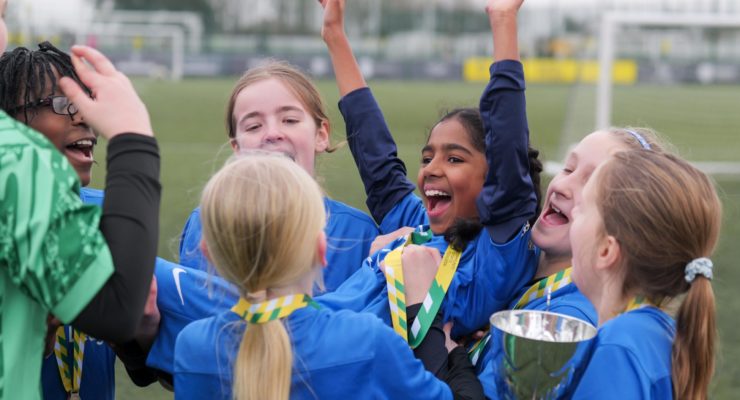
[0,41,90,123]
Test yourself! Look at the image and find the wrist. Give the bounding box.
[322,26,347,45]
[487,9,518,24]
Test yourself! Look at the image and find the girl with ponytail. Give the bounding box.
[173,154,483,399]
[569,150,720,399]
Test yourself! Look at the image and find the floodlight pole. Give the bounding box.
[595,12,740,130]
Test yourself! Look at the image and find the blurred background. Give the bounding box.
[6,0,740,398]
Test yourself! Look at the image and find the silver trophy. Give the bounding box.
[488,310,598,399]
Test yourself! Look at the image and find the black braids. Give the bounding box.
[0,41,89,124]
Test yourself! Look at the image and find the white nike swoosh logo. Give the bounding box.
[173,267,187,306]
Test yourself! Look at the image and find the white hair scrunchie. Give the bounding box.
[685,257,713,283]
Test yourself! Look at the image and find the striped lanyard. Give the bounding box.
[622,295,651,314]
[383,230,462,348]
[231,294,320,324]
[468,267,573,365]
[53,326,86,398]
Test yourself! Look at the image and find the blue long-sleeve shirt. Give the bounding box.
[341,60,536,243]
[319,60,539,337]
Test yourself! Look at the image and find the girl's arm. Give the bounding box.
[477,0,538,244]
[320,0,417,226]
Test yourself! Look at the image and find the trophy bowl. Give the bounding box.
[488,310,598,400]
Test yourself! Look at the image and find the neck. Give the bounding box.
[536,252,571,279]
[264,269,317,300]
[592,281,631,326]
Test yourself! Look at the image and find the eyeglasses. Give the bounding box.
[10,96,79,119]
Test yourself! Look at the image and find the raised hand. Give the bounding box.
[59,45,153,139]
[320,0,346,41]
[485,0,524,16]
[485,0,524,61]
[401,245,442,305]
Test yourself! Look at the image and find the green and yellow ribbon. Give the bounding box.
[53,326,86,396]
[231,294,319,324]
[468,267,573,365]
[383,230,463,348]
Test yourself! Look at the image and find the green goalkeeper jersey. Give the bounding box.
[0,111,113,399]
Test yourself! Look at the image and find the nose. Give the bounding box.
[422,155,443,179]
[70,106,85,125]
[549,173,574,201]
[262,122,285,144]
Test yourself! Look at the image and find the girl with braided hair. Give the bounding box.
[0,7,161,395]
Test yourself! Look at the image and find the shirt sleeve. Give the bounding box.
[0,123,114,323]
[476,60,538,243]
[178,207,210,271]
[338,87,416,224]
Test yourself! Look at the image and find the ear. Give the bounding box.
[314,119,330,154]
[316,231,328,268]
[229,137,240,154]
[594,234,621,273]
[200,239,212,263]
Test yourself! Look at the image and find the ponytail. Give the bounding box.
[234,321,293,400]
[672,277,716,400]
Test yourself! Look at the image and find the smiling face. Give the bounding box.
[20,70,97,186]
[417,118,487,234]
[230,78,329,175]
[569,165,608,301]
[531,131,629,261]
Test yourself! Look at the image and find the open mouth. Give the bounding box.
[425,189,452,218]
[65,138,96,161]
[542,203,569,226]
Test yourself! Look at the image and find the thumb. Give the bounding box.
[443,321,454,336]
[58,76,94,111]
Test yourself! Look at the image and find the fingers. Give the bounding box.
[58,76,93,109]
[70,45,118,76]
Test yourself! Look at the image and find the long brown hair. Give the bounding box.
[596,151,721,400]
[225,60,338,153]
[201,154,326,400]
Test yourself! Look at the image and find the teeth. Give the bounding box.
[76,140,93,147]
[552,205,562,214]
[425,189,450,197]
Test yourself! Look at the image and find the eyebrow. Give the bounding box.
[237,105,305,125]
[422,143,475,155]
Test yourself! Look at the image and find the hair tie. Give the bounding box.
[625,129,651,150]
[685,257,713,283]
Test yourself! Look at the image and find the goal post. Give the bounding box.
[596,12,740,130]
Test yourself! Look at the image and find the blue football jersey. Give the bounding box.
[174,306,453,400]
[178,198,379,292]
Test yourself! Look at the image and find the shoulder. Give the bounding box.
[325,198,377,231]
[594,308,674,379]
[175,311,243,374]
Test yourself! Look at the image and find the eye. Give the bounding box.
[284,117,300,125]
[244,124,261,132]
[562,166,574,174]
[421,156,432,165]
[448,156,463,163]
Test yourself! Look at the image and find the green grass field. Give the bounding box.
[103,79,740,399]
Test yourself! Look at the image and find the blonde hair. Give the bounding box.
[596,151,721,400]
[200,153,326,400]
[226,60,339,153]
